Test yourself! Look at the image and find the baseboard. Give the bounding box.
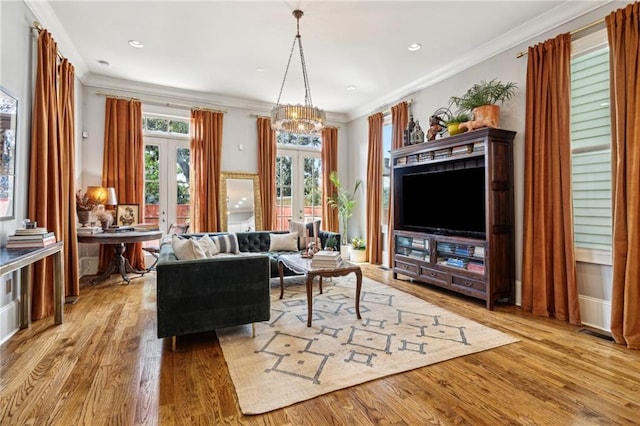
[0,299,20,345]
[578,295,611,332]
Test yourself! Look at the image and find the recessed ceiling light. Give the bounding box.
[346,85,357,91]
[97,59,111,68]
[256,67,265,72]
[408,42,422,52]
[128,40,144,48]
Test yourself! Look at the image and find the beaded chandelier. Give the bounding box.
[271,10,325,135]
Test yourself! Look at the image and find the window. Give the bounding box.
[275,133,322,230]
[143,114,191,232]
[570,29,612,263]
[382,119,392,226]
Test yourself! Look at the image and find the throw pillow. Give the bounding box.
[269,232,299,252]
[288,219,321,250]
[172,235,207,260]
[198,234,219,257]
[211,233,240,254]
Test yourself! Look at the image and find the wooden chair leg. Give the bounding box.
[252,323,256,338]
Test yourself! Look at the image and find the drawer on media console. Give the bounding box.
[394,258,418,276]
[419,266,448,286]
[450,274,486,293]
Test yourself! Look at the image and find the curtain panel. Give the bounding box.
[387,102,409,266]
[521,33,581,325]
[366,113,384,264]
[607,2,640,349]
[321,126,339,234]
[99,97,145,271]
[28,29,79,319]
[190,109,223,232]
[257,117,276,231]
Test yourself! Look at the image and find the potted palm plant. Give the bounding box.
[450,78,517,129]
[327,171,362,258]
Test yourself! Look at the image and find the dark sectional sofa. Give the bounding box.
[155,229,340,347]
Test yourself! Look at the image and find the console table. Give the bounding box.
[77,230,162,284]
[0,241,64,329]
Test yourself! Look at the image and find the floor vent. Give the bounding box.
[379,266,390,271]
[578,328,614,341]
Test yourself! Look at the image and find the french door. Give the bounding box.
[144,136,190,233]
[275,147,322,230]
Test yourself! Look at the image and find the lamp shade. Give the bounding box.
[105,187,118,206]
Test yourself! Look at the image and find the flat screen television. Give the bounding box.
[400,166,486,238]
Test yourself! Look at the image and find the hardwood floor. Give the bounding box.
[1,264,638,425]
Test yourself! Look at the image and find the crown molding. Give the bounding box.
[346,0,612,122]
[84,74,349,124]
[24,0,89,78]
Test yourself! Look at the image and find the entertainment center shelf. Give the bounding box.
[391,127,516,309]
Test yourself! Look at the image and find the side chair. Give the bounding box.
[142,223,189,271]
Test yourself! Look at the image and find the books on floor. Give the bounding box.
[7,229,56,249]
[311,250,342,268]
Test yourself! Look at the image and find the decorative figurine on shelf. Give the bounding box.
[403,114,416,146]
[427,114,445,141]
[410,120,425,144]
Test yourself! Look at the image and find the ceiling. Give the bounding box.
[28,1,610,120]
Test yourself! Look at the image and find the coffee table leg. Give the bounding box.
[319,276,323,294]
[355,269,362,320]
[306,274,314,327]
[278,260,284,299]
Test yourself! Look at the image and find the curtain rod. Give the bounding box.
[515,16,605,58]
[95,91,226,113]
[32,21,65,61]
[381,98,413,117]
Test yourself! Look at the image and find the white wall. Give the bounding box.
[347,2,622,331]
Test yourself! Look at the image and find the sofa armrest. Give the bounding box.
[156,254,270,338]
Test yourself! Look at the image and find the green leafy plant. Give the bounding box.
[444,112,471,125]
[450,79,518,111]
[327,171,362,243]
[351,237,365,250]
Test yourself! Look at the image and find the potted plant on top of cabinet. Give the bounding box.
[450,78,517,131]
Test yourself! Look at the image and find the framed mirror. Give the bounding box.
[0,87,17,220]
[219,172,262,232]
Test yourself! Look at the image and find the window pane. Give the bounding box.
[176,147,190,225]
[382,123,392,225]
[276,155,293,230]
[169,119,189,135]
[145,117,168,132]
[571,47,612,252]
[303,157,322,222]
[144,145,160,223]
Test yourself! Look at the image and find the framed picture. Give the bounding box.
[116,204,139,226]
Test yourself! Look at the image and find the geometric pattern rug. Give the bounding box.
[217,275,519,415]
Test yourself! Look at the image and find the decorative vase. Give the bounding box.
[411,120,425,144]
[77,210,91,227]
[447,122,466,136]
[99,213,114,230]
[350,248,366,263]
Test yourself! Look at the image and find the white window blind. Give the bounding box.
[570,45,612,254]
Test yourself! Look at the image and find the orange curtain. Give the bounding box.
[387,102,408,266]
[58,59,80,298]
[28,29,79,319]
[321,126,339,234]
[99,97,145,272]
[190,109,223,232]
[257,117,277,230]
[607,2,640,349]
[521,33,580,325]
[366,113,384,264]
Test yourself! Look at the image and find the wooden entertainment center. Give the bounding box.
[391,127,516,309]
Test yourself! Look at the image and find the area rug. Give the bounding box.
[216,275,518,415]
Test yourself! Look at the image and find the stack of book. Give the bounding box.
[7,228,56,249]
[77,226,103,234]
[310,250,342,268]
[133,223,160,232]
